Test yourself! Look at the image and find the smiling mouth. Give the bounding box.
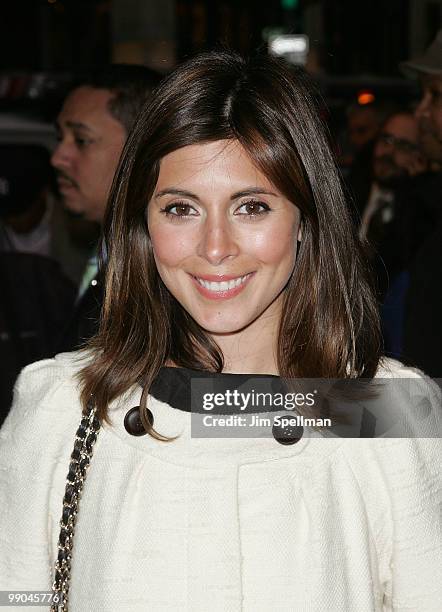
[191,273,254,299]
[195,274,251,291]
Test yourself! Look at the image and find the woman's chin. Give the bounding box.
[195,314,253,337]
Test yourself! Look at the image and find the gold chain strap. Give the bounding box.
[50,400,101,611]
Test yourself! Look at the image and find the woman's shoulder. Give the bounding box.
[334,356,442,482]
[0,350,91,440]
[15,349,91,399]
[17,349,90,398]
[373,356,442,436]
[22,347,91,376]
[376,355,434,379]
[337,358,441,525]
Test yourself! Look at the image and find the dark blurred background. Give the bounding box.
[0,0,437,74]
[0,0,439,153]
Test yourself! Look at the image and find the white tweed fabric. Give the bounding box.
[0,352,441,611]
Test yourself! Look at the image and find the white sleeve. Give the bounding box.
[381,437,442,610]
[0,358,79,595]
[343,436,442,611]
[359,364,442,609]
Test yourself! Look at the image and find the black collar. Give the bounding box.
[149,366,285,414]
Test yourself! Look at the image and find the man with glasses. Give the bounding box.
[373,115,426,185]
[360,111,426,243]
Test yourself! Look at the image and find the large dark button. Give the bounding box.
[124,406,154,436]
[272,413,303,445]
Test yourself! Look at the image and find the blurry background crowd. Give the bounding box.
[0,0,441,424]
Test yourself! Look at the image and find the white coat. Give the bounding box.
[0,351,441,611]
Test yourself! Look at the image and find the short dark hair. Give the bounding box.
[72,64,162,133]
[80,50,381,428]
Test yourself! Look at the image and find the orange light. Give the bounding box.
[358,91,375,105]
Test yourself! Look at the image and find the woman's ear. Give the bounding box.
[297,218,303,242]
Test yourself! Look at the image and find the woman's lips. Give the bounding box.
[190,272,254,300]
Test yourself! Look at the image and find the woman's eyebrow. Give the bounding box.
[230,188,278,199]
[155,188,199,200]
[154,187,278,200]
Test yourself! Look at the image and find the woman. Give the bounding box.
[0,50,441,611]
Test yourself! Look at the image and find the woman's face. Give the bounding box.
[147,139,301,336]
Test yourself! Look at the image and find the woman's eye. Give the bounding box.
[161,203,197,218]
[235,200,271,216]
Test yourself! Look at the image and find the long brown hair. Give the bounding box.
[79,50,381,433]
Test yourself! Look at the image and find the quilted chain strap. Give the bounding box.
[50,400,101,611]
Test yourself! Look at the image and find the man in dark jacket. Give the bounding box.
[0,145,77,424]
[51,64,161,353]
[399,31,442,376]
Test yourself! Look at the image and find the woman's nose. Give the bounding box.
[197,217,240,266]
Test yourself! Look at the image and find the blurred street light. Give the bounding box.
[269,34,309,66]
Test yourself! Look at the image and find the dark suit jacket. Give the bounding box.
[404,220,442,378]
[55,271,104,354]
[0,252,76,425]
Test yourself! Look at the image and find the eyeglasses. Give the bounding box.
[377,132,419,154]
